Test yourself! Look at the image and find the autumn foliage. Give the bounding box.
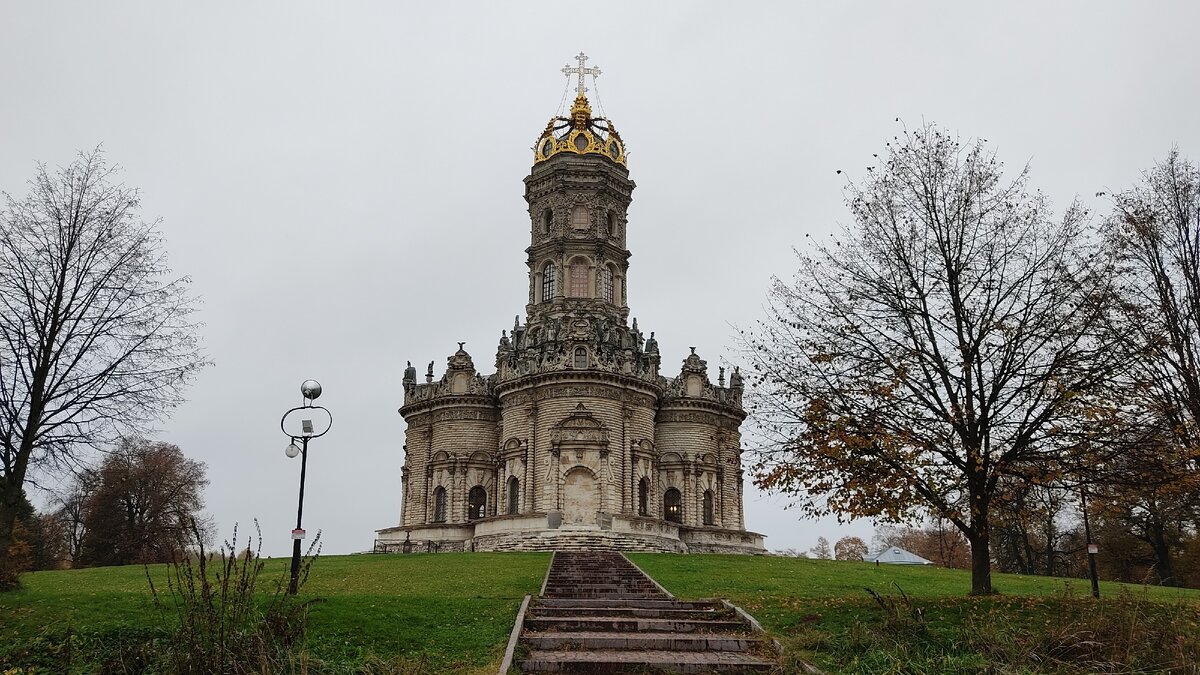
[742,125,1200,594]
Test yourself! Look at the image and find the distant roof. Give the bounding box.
[864,546,934,565]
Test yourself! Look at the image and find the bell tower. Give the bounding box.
[523,53,635,337]
[377,53,764,556]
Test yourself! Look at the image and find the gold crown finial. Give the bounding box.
[535,54,626,167]
[570,93,592,129]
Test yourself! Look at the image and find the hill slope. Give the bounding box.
[3,552,1198,673]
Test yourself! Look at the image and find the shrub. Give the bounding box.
[146,520,322,674]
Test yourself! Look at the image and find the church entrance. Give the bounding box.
[562,467,599,525]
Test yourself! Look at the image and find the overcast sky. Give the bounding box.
[3,2,1199,557]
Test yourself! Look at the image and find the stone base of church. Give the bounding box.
[677,526,768,554]
[374,513,765,555]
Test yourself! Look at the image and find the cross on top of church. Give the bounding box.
[562,52,601,96]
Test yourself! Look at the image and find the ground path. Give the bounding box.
[509,550,777,673]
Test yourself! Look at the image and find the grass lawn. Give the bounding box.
[1,552,549,673]
[4,552,1200,673]
[629,554,1200,673]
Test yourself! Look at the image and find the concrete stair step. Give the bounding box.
[524,616,749,633]
[534,598,720,610]
[530,606,731,620]
[523,631,765,652]
[519,648,776,673]
[544,585,659,591]
[511,552,778,673]
[548,572,652,577]
[544,590,667,595]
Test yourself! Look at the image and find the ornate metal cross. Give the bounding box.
[562,52,601,96]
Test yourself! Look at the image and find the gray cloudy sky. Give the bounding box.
[3,2,1199,557]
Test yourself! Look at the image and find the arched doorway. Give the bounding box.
[468,485,487,520]
[664,488,682,523]
[562,467,599,525]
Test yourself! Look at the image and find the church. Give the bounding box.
[374,55,764,554]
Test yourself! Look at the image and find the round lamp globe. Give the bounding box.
[300,379,322,400]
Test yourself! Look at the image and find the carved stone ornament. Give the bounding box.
[549,403,610,446]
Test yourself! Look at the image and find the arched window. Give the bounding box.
[570,205,589,230]
[507,476,520,515]
[664,488,682,523]
[468,486,487,520]
[541,208,553,233]
[638,477,650,516]
[599,266,614,303]
[432,486,447,523]
[607,211,618,237]
[703,490,715,525]
[574,347,588,369]
[541,262,557,302]
[569,262,589,298]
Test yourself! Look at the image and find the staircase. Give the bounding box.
[514,551,776,673]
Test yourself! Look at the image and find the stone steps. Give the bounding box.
[535,598,714,610]
[529,606,730,620]
[519,649,776,673]
[514,550,777,673]
[523,631,762,652]
[525,615,750,633]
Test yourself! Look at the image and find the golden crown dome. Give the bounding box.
[533,92,627,167]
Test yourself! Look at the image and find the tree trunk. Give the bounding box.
[1044,518,1057,577]
[966,472,995,594]
[1149,523,1178,587]
[0,480,22,588]
[969,529,994,594]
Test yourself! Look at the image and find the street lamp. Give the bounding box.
[280,379,332,595]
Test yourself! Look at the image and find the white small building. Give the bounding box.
[865,546,934,565]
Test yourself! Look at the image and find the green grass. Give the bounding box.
[629,554,1200,673]
[4,553,1200,674]
[1,552,549,673]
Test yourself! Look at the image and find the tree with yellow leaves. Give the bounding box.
[744,124,1120,594]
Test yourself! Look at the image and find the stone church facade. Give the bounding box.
[375,74,764,554]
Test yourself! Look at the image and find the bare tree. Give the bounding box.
[990,479,1077,577]
[744,124,1119,594]
[1106,149,1200,449]
[0,150,206,586]
[51,467,98,567]
[810,536,833,560]
[1079,149,1200,587]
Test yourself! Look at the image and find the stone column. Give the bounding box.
[521,438,531,513]
[527,404,538,511]
[682,463,693,526]
[399,466,409,525]
[549,442,562,512]
[737,468,745,530]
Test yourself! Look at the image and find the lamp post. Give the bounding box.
[280,379,332,595]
